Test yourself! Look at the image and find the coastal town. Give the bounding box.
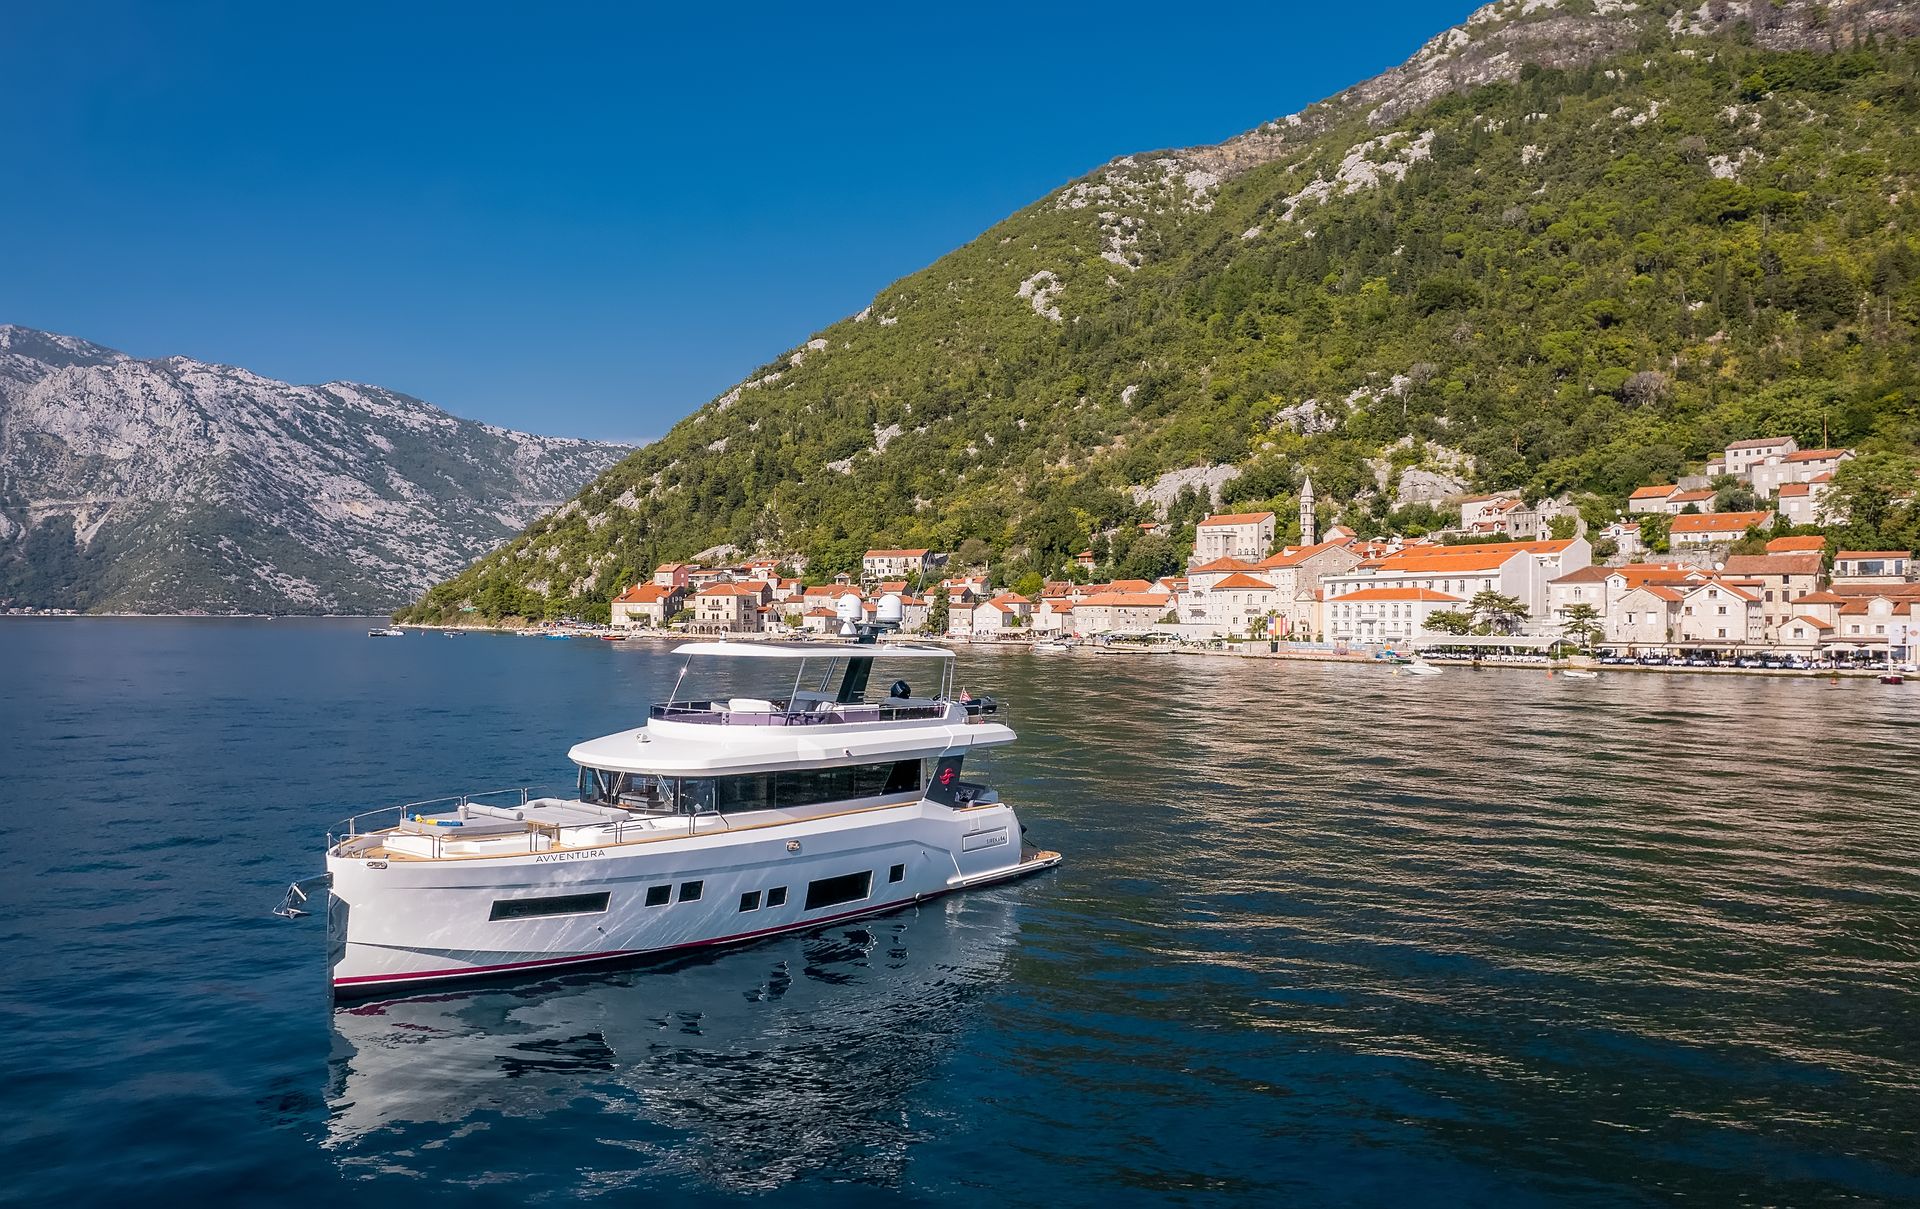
[571,434,1915,672]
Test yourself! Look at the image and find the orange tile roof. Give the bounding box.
[1361,551,1520,573]
[1692,581,1759,603]
[1792,615,1835,630]
[1078,592,1172,608]
[1631,585,1686,602]
[1785,448,1848,462]
[1255,540,1352,568]
[1766,536,1827,553]
[1106,579,1158,594]
[1191,557,1259,573]
[1211,572,1276,590]
[1386,538,1574,560]
[1723,554,1822,576]
[1332,587,1463,602]
[1197,511,1275,527]
[1629,484,1677,499]
[1551,565,1614,584]
[614,583,674,603]
[1776,482,1812,497]
[1795,590,1846,604]
[1727,436,1794,450]
[1836,550,1910,560]
[1671,511,1770,534]
[1669,490,1715,503]
[803,585,863,598]
[864,548,930,558]
[1828,583,1920,598]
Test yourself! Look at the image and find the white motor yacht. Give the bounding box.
[281,628,1059,997]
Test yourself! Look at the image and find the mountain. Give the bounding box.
[407,0,1920,623]
[0,326,630,614]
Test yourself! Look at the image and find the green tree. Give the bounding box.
[1013,570,1045,598]
[1469,589,1527,635]
[1710,474,1760,513]
[927,590,950,634]
[1427,608,1475,635]
[1560,602,1604,650]
[1637,512,1672,554]
[1825,452,1920,541]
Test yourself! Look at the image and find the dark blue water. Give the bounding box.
[3,619,1917,1207]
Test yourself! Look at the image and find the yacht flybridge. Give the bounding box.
[283,634,1059,997]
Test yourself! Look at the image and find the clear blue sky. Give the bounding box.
[0,1,1476,443]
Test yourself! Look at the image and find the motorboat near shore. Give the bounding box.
[278,625,1059,997]
[367,626,405,638]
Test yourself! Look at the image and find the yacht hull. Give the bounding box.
[326,799,1055,997]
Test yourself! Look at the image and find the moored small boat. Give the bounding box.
[367,627,405,638]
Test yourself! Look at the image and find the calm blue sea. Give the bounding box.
[1,618,1916,1207]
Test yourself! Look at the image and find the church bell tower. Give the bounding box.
[1299,476,1317,546]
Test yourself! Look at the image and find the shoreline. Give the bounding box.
[5,614,1900,678]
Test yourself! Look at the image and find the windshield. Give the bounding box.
[666,652,951,709]
[577,767,675,813]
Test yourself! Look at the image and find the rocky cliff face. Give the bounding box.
[0,326,629,613]
[1126,0,1920,196]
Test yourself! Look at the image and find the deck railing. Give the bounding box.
[327,785,553,850]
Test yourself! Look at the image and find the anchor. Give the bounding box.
[272,873,332,919]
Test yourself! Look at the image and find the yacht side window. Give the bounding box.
[678,778,716,815]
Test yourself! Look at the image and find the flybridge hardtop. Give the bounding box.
[283,635,1057,996]
[568,640,1013,776]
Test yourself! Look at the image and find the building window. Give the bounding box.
[489,891,611,921]
[679,880,704,902]
[767,886,787,908]
[889,863,905,883]
[739,890,761,912]
[645,884,671,907]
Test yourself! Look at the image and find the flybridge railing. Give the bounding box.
[648,700,950,726]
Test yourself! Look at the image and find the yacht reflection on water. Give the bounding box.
[323,890,1025,1192]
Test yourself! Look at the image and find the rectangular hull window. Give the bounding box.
[489,891,611,921]
[767,886,788,907]
[804,870,873,911]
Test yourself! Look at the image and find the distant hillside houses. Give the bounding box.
[1630,436,1855,526]
[1539,536,1920,659]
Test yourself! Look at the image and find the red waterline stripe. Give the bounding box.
[331,892,928,988]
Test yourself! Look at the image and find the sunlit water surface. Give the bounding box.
[1,619,1916,1206]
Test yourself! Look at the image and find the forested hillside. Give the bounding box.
[404,0,1920,624]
